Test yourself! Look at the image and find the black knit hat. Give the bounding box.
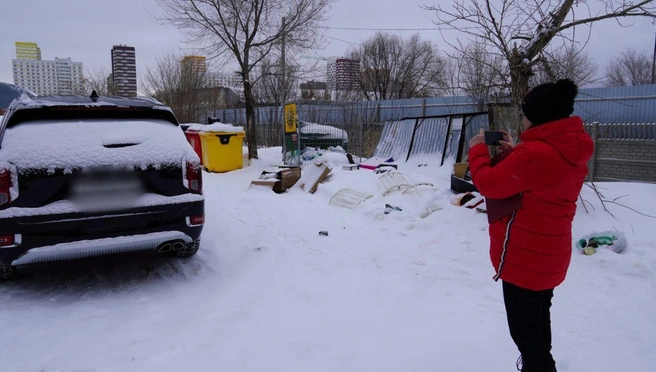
[521,79,578,126]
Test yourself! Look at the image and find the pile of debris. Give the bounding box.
[249,162,332,194]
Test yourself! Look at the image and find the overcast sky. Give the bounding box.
[1,0,654,90]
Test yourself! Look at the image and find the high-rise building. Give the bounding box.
[206,72,242,89]
[181,56,207,75]
[12,42,84,96]
[15,42,42,60]
[326,58,360,91]
[54,58,84,95]
[106,74,115,95]
[111,45,137,97]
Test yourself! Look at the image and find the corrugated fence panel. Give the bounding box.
[209,84,656,138]
[586,122,656,141]
[464,114,489,138]
[575,85,656,124]
[462,115,489,156]
[373,119,416,160]
[424,96,481,117]
[378,98,423,123]
[408,117,449,159]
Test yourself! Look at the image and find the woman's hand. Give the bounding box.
[499,130,515,149]
[469,129,486,148]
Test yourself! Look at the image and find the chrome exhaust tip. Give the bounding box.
[172,242,185,251]
[158,243,172,253]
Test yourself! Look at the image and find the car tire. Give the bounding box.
[0,264,17,281]
[172,239,200,258]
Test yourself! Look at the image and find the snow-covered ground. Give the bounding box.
[1,147,654,372]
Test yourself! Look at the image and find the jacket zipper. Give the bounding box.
[494,210,517,281]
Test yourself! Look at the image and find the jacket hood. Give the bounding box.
[520,116,594,166]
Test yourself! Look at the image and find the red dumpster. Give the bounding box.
[184,129,203,162]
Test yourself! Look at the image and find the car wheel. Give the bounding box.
[0,264,17,281]
[172,239,200,258]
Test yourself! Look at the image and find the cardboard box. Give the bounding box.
[249,179,278,189]
[278,167,301,190]
[454,162,469,179]
[451,162,478,193]
[297,162,331,194]
[249,166,301,194]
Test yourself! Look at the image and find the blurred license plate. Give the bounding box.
[71,170,143,211]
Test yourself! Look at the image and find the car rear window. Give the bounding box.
[0,119,196,170]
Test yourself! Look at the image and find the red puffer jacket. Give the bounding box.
[468,116,594,291]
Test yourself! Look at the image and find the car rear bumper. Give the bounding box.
[0,200,204,266]
[11,231,193,266]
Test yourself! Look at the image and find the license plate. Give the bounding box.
[71,169,144,212]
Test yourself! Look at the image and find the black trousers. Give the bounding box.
[502,281,557,372]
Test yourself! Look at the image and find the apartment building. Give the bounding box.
[12,42,84,96]
[326,58,360,91]
[111,45,137,97]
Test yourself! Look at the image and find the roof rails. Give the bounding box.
[2,93,179,128]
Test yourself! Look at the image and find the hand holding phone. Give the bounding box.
[485,131,504,146]
[499,130,515,149]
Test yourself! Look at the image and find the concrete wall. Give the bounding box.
[592,141,656,182]
[585,123,656,183]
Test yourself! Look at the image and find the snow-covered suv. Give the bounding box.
[0,92,204,280]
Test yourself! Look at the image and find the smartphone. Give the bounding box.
[484,131,504,146]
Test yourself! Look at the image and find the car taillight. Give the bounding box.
[186,214,205,227]
[186,161,203,194]
[0,169,11,208]
[0,235,14,247]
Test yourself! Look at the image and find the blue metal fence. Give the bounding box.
[585,122,656,141]
[215,84,656,128]
[213,84,656,159]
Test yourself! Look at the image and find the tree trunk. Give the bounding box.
[509,52,532,141]
[243,74,259,160]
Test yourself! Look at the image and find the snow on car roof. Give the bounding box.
[0,119,199,170]
[9,93,170,111]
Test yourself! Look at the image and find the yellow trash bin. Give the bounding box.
[199,130,245,173]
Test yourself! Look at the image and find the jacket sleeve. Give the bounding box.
[468,143,536,199]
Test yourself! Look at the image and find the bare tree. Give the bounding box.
[441,58,464,97]
[605,48,653,86]
[156,0,334,159]
[300,83,330,100]
[252,57,300,105]
[142,51,225,123]
[532,45,599,86]
[83,66,111,96]
[454,40,509,108]
[349,32,447,101]
[423,0,656,138]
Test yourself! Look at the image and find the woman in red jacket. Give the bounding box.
[467,79,594,372]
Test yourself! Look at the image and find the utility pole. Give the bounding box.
[280,17,291,163]
[281,17,287,105]
[651,30,656,84]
